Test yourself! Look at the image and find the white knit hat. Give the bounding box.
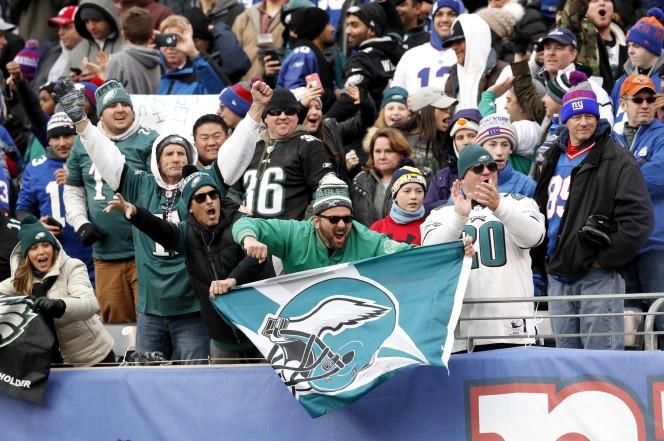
[475,115,518,150]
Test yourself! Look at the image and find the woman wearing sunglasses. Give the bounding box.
[422,145,545,353]
[370,160,427,245]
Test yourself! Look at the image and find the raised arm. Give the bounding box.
[213,81,272,185]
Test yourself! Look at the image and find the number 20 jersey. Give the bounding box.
[237,131,335,220]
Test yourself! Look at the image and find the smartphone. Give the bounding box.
[305,73,321,88]
[261,46,279,61]
[154,33,177,47]
[44,216,63,230]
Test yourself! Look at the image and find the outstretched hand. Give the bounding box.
[488,75,515,97]
[52,78,87,124]
[103,193,137,219]
[451,180,471,217]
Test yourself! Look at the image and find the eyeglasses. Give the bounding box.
[625,96,657,104]
[266,108,298,117]
[318,214,354,224]
[192,189,220,204]
[470,162,498,175]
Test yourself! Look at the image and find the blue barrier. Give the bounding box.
[2,347,663,440]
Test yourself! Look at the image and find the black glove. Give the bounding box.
[77,222,108,246]
[34,297,66,318]
[52,78,87,124]
[579,214,617,248]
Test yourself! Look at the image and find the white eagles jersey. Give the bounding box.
[421,193,545,352]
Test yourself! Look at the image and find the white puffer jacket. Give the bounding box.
[0,242,114,366]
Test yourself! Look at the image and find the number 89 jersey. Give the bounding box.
[238,132,335,220]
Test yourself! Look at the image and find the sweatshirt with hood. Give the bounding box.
[68,0,124,73]
[104,46,162,95]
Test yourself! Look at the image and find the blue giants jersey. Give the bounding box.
[16,155,94,283]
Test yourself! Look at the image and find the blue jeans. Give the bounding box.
[136,312,210,365]
[625,249,664,349]
[548,268,624,350]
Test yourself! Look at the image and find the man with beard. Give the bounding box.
[232,174,417,274]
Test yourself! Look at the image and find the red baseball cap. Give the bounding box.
[48,6,77,27]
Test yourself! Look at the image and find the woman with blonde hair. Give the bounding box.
[351,127,417,226]
[0,216,114,366]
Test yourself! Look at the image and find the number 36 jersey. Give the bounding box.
[421,194,545,350]
[237,130,335,220]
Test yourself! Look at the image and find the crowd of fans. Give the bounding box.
[0,0,663,365]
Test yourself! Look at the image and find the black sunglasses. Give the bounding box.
[625,96,657,104]
[266,108,298,117]
[192,189,220,204]
[318,214,354,224]
[470,162,498,175]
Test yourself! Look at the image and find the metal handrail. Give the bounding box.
[457,292,664,350]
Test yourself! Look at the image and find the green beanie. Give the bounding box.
[179,165,220,208]
[457,144,495,179]
[95,80,133,117]
[18,215,59,257]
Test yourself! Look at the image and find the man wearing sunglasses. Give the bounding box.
[613,74,664,349]
[421,145,545,353]
[532,77,654,351]
[105,167,275,364]
[232,174,416,275]
[53,77,275,363]
[234,88,335,221]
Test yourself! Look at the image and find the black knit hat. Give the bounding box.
[289,7,330,40]
[262,88,299,119]
[183,7,214,42]
[347,3,386,37]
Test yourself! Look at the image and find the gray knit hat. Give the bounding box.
[313,173,353,215]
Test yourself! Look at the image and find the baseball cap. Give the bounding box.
[0,19,16,32]
[620,74,657,97]
[540,27,578,49]
[48,6,78,27]
[410,87,458,112]
[442,21,464,48]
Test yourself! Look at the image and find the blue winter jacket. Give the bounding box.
[613,118,664,253]
[497,162,535,197]
[158,53,226,95]
[276,46,320,89]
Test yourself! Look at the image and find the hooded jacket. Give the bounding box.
[158,51,227,95]
[104,46,162,95]
[0,243,114,366]
[532,120,654,279]
[444,14,508,109]
[207,0,246,28]
[125,197,274,346]
[68,0,124,73]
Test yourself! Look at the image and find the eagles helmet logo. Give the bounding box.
[103,89,117,104]
[0,296,37,348]
[260,278,396,394]
[35,232,46,240]
[191,175,202,188]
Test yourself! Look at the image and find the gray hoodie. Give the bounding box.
[104,46,162,95]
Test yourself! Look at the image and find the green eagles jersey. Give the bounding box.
[121,168,199,317]
[66,127,157,260]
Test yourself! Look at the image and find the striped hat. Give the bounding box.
[560,72,599,123]
[475,115,517,151]
[547,65,593,105]
[313,173,352,215]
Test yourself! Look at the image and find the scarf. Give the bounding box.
[390,201,425,224]
[97,115,143,142]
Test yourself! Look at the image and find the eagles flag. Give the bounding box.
[0,294,53,403]
[211,242,471,418]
